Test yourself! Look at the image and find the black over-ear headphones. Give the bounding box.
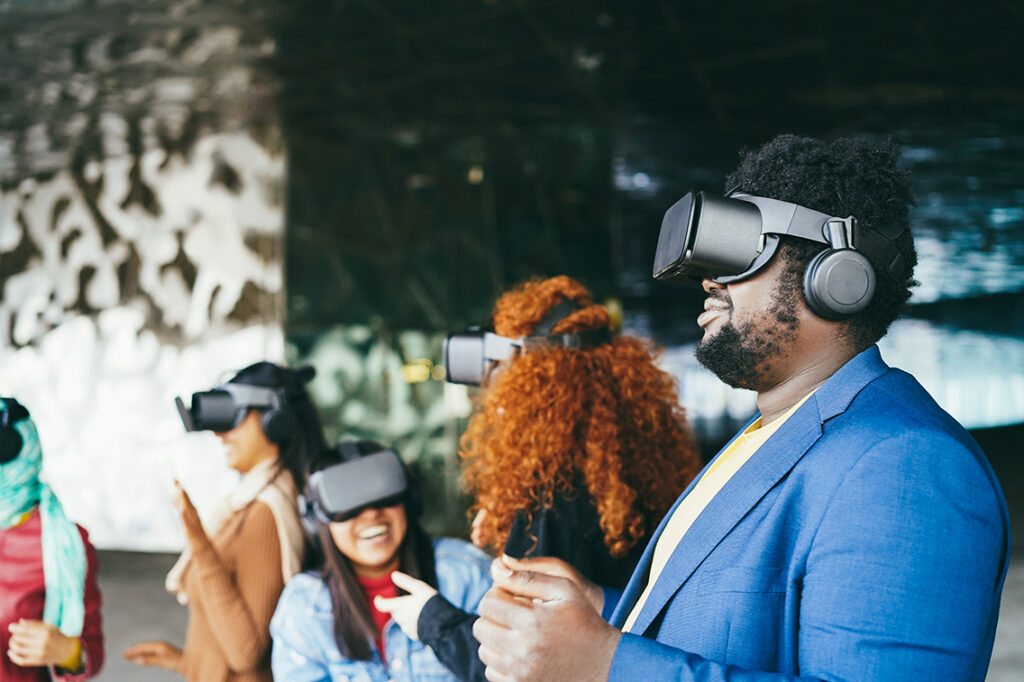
[653,191,908,321]
[0,398,30,464]
[258,384,301,446]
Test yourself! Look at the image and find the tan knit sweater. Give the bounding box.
[178,501,284,682]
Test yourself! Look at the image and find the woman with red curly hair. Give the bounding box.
[376,275,700,682]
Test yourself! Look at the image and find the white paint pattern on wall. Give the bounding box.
[0,129,285,550]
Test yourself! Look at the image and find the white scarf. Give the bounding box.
[165,458,305,604]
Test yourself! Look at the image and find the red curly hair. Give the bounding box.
[460,275,701,557]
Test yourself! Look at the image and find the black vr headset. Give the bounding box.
[443,299,611,385]
[304,442,416,524]
[175,381,298,445]
[0,398,30,464]
[653,191,908,320]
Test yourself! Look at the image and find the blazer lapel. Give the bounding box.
[622,345,891,635]
[627,404,822,635]
[610,419,759,628]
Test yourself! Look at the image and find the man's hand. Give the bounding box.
[173,480,211,552]
[472,557,621,682]
[499,554,604,613]
[374,571,439,640]
[123,640,184,672]
[7,620,78,668]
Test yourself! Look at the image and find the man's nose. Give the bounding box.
[701,278,723,293]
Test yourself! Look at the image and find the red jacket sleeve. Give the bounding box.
[54,526,104,681]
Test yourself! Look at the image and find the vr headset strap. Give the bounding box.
[337,441,361,462]
[740,193,907,279]
[854,225,907,279]
[735,194,833,244]
[533,299,580,336]
[522,298,612,351]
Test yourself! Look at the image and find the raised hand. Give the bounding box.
[374,571,439,640]
[173,480,210,552]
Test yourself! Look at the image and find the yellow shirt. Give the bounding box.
[622,393,813,632]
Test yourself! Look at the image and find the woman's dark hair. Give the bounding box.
[724,134,918,349]
[312,440,437,661]
[227,361,328,490]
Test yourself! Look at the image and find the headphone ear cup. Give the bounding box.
[261,408,297,445]
[803,248,876,321]
[0,424,24,464]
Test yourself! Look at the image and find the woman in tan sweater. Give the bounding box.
[124,362,328,682]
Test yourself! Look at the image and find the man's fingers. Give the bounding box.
[473,607,512,640]
[490,560,575,603]
[477,586,539,630]
[501,553,576,577]
[478,644,515,682]
[483,666,515,682]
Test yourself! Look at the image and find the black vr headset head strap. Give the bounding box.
[336,440,362,463]
[523,297,612,351]
[531,298,580,336]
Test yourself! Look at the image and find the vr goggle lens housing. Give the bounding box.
[442,329,523,386]
[653,191,854,286]
[175,383,284,433]
[306,450,410,523]
[442,327,612,386]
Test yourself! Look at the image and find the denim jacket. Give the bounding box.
[270,537,493,682]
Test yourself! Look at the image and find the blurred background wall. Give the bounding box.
[1,0,1022,676]
[0,0,288,549]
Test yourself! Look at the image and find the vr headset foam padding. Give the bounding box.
[306,449,410,523]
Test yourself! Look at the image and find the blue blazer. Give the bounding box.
[608,346,1010,681]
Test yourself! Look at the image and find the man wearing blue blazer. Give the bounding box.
[472,135,1011,681]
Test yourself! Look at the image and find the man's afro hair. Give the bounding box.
[725,134,919,347]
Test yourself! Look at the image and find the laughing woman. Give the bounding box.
[270,440,492,682]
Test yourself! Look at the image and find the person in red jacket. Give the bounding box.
[0,397,104,682]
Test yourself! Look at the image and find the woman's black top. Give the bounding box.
[418,488,648,682]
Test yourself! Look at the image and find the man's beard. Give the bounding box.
[695,319,780,390]
[695,285,801,390]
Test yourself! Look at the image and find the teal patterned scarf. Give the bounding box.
[0,399,86,637]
